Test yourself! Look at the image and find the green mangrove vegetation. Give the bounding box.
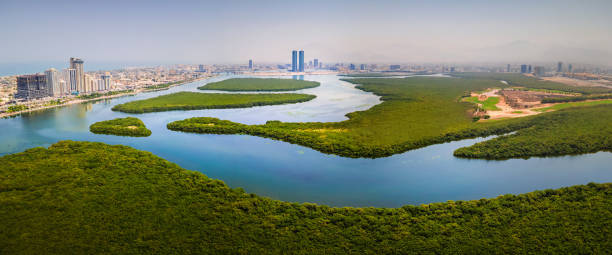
[169,77,532,158]
[169,76,612,159]
[112,91,316,113]
[1,140,610,254]
[541,93,612,103]
[89,117,152,137]
[199,78,320,91]
[77,90,134,100]
[454,105,612,159]
[534,99,612,112]
[144,80,190,91]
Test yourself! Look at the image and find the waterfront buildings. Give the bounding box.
[65,68,77,94]
[291,50,298,72]
[70,57,85,93]
[299,50,304,72]
[45,68,61,97]
[16,74,47,100]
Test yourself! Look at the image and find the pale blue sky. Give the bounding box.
[1,0,611,65]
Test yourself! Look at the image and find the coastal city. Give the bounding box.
[2,49,611,117]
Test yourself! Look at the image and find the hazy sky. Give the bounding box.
[1,0,611,65]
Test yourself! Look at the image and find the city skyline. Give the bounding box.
[1,0,611,66]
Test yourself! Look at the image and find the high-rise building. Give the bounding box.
[58,80,67,95]
[16,74,48,100]
[507,64,511,72]
[248,59,253,70]
[313,59,318,69]
[64,68,78,94]
[349,64,356,70]
[528,65,532,73]
[291,50,298,72]
[360,64,366,71]
[97,79,105,91]
[101,74,112,90]
[534,66,545,76]
[298,50,304,72]
[568,64,573,73]
[520,64,527,73]
[390,65,400,70]
[557,61,563,73]
[70,57,84,92]
[45,68,61,97]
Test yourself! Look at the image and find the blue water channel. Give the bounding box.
[1,74,610,207]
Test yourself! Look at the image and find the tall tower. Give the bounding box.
[45,68,60,97]
[557,61,563,73]
[314,59,318,69]
[298,50,304,72]
[65,68,77,93]
[248,59,253,70]
[70,57,84,93]
[291,50,298,72]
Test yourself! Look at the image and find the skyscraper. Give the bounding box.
[298,50,304,72]
[16,74,48,100]
[291,50,298,72]
[45,68,60,97]
[360,64,366,71]
[568,64,573,73]
[313,59,318,69]
[557,61,563,73]
[101,74,112,90]
[520,64,527,73]
[64,68,78,94]
[70,57,84,92]
[507,64,511,72]
[248,59,253,70]
[528,65,532,73]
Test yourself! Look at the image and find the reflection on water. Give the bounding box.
[0,74,611,207]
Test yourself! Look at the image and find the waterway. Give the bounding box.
[1,74,611,207]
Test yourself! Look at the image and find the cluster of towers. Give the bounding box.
[16,58,112,100]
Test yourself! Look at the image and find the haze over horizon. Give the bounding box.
[1,0,611,66]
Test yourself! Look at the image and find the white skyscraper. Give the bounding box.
[63,68,77,94]
[45,68,60,97]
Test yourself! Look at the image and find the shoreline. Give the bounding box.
[0,77,209,118]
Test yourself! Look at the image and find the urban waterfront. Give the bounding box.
[1,74,610,207]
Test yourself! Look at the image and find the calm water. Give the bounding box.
[1,75,611,207]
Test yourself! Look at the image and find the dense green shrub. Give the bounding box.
[541,94,612,103]
[454,105,612,159]
[199,78,320,91]
[90,117,152,137]
[169,76,611,159]
[112,92,316,113]
[1,140,610,254]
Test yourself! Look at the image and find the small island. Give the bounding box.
[198,78,320,91]
[90,117,152,137]
[112,91,316,113]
